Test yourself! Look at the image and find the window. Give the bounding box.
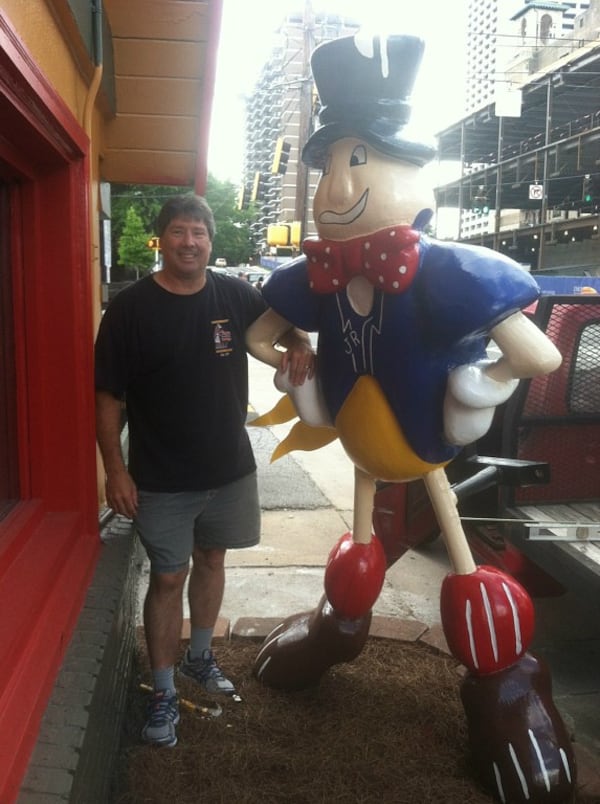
[540,14,553,42]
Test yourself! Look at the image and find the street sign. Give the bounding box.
[529,184,543,200]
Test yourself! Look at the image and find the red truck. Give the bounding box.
[373,290,600,602]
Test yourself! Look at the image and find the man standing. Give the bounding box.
[95,194,314,747]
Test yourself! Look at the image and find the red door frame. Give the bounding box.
[0,15,100,800]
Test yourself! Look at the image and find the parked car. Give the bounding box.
[208,265,234,276]
[243,269,270,285]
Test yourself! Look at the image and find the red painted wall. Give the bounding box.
[0,18,100,801]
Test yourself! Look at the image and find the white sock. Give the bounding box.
[189,627,213,660]
[152,666,175,696]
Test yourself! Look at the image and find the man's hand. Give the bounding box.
[246,309,315,386]
[279,337,315,386]
[105,466,138,519]
[96,389,138,519]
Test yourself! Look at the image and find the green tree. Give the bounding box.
[109,176,257,272]
[118,206,155,278]
[111,184,182,260]
[204,175,256,266]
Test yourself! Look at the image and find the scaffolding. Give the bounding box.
[435,42,600,275]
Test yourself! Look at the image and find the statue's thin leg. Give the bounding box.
[424,468,576,803]
[253,466,385,690]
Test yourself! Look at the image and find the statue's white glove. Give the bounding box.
[443,360,518,446]
[274,367,333,428]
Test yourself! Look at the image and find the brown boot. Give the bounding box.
[253,594,371,690]
[461,651,576,803]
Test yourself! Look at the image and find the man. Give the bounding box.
[95,193,314,747]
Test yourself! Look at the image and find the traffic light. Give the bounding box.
[236,185,246,211]
[271,138,291,175]
[267,223,290,247]
[582,175,593,204]
[250,171,264,203]
[581,174,600,211]
[290,220,302,248]
[147,236,160,250]
[470,185,490,215]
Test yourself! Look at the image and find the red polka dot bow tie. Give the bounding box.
[303,225,420,295]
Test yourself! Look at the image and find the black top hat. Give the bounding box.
[302,33,436,169]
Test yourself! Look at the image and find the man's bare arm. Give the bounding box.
[96,390,138,518]
[247,308,315,385]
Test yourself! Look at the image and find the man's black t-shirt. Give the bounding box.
[95,271,268,492]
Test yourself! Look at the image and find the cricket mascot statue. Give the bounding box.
[246,32,576,804]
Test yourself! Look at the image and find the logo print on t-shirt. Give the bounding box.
[212,319,233,355]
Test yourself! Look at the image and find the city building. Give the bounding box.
[465,0,589,114]
[242,8,360,264]
[460,0,591,239]
[435,0,600,276]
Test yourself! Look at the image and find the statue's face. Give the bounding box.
[312,138,433,241]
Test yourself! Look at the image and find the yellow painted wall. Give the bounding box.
[1,0,89,122]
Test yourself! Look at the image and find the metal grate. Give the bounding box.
[569,320,600,413]
[525,303,600,418]
[512,299,600,505]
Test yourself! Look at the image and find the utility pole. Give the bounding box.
[295,0,315,241]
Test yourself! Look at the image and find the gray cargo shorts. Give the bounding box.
[134,471,260,574]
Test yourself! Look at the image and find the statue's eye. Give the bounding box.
[350,145,367,167]
[322,154,332,176]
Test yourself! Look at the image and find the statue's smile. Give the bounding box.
[318,189,369,226]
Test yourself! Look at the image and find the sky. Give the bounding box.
[207,0,468,185]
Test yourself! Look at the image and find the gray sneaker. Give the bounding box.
[141,689,180,747]
[179,648,236,695]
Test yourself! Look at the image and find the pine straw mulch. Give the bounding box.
[112,631,505,804]
[112,632,597,804]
